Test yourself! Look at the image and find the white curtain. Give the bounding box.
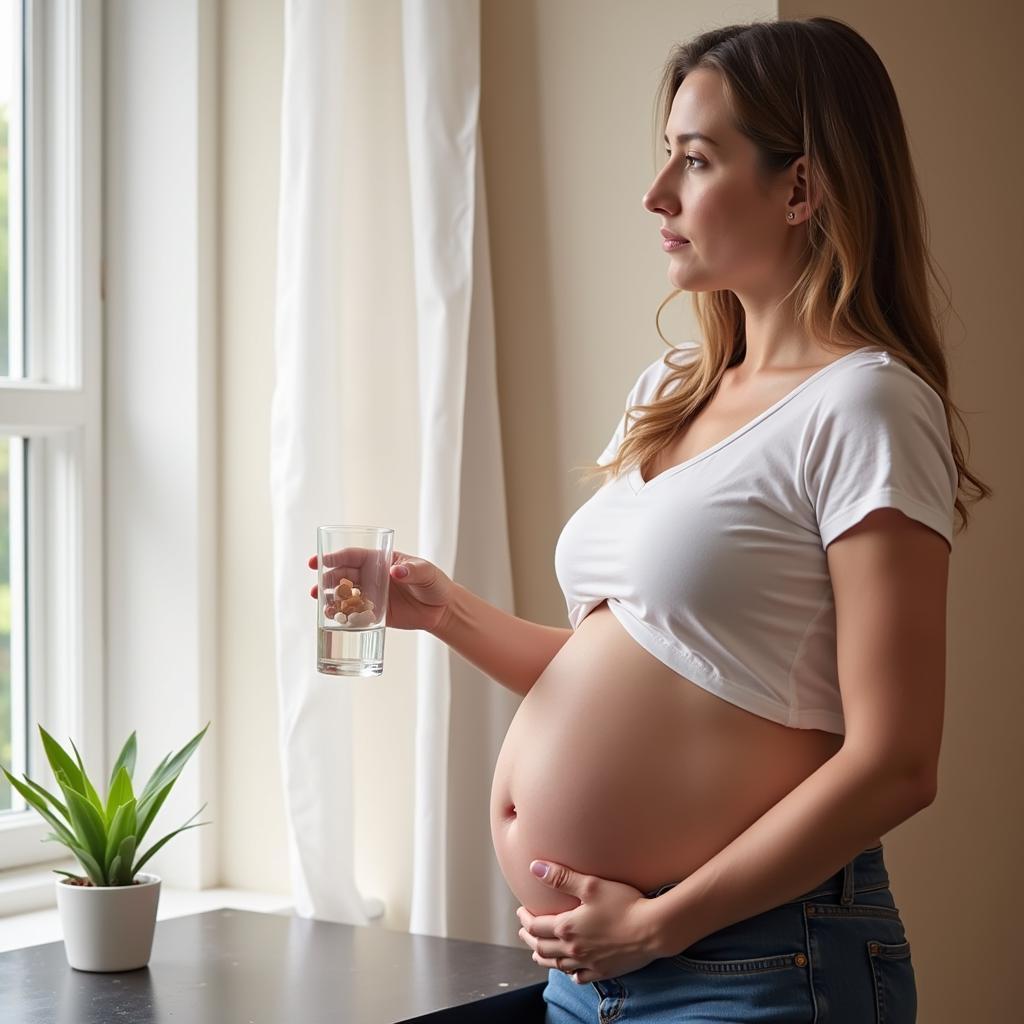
[269,0,521,944]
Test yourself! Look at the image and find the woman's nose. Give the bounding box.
[642,164,678,215]
[643,183,677,216]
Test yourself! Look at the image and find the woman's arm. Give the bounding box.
[432,583,572,698]
[639,745,932,958]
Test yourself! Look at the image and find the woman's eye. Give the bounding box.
[663,151,704,169]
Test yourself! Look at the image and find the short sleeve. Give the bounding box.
[803,359,958,551]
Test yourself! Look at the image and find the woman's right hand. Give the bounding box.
[308,548,456,635]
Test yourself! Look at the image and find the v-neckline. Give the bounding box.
[627,346,883,495]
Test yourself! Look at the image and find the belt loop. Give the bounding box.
[840,856,855,905]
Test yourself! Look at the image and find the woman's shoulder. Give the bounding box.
[819,347,946,417]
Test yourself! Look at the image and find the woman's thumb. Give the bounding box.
[390,562,411,580]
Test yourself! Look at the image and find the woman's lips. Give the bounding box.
[662,238,690,251]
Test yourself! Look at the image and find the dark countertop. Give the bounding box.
[0,907,550,1023]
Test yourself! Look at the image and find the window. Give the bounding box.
[0,0,28,822]
[0,0,101,872]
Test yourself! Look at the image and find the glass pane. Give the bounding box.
[0,0,20,380]
[0,437,12,810]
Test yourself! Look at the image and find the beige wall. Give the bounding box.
[219,0,1017,1015]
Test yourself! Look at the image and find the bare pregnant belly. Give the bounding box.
[490,602,871,918]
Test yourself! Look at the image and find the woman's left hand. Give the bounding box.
[516,860,661,984]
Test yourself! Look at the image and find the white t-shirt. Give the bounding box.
[554,343,957,735]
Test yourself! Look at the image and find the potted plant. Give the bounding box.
[1,721,211,972]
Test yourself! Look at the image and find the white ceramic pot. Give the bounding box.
[55,873,161,972]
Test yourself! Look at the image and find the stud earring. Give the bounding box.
[787,212,795,220]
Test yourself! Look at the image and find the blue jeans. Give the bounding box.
[542,843,916,1023]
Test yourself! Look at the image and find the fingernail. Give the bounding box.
[530,862,549,878]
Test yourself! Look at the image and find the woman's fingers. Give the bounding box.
[310,547,394,596]
[321,546,371,569]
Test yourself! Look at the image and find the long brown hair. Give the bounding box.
[576,17,990,535]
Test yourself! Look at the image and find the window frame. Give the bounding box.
[0,0,103,873]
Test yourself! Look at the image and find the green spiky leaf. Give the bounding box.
[37,726,86,795]
[58,773,109,875]
[68,737,106,826]
[62,837,107,886]
[20,775,71,825]
[132,809,211,878]
[104,766,135,824]
[137,752,172,806]
[136,778,176,847]
[108,731,138,793]
[52,869,85,881]
[2,768,79,849]
[137,723,210,812]
[103,798,138,876]
[111,836,138,886]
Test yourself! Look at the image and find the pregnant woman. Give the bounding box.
[311,16,988,1023]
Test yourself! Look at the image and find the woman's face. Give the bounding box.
[643,67,804,297]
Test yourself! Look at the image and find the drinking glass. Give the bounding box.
[316,525,394,676]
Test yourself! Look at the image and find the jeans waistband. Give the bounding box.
[642,843,888,905]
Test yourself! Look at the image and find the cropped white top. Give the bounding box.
[554,343,958,735]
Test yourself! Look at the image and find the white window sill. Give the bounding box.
[0,860,293,953]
